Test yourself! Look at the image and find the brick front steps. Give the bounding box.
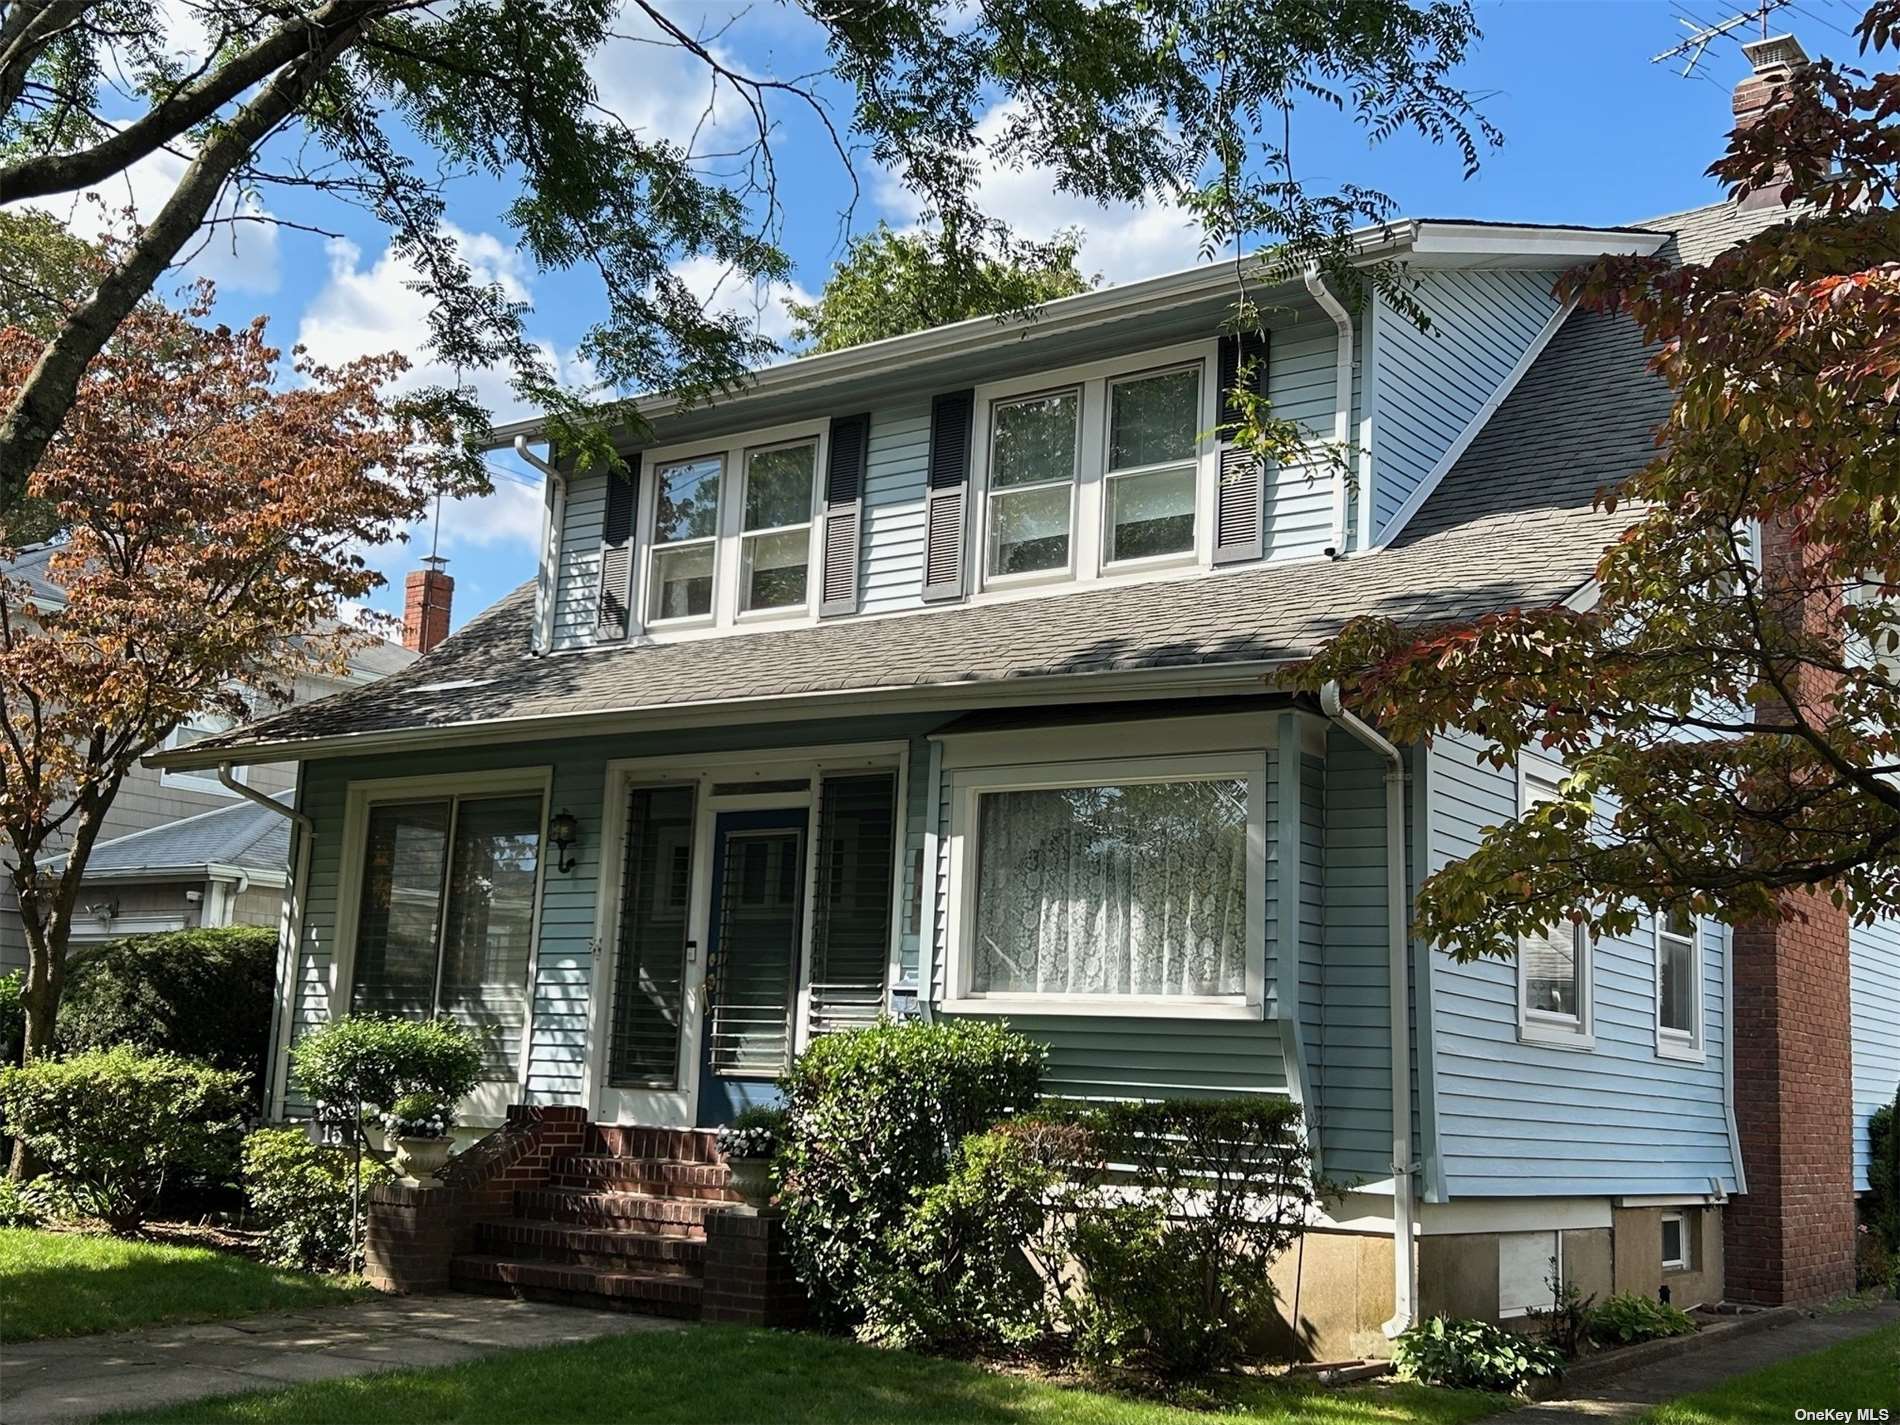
[366,1108,807,1327]
[449,1124,737,1316]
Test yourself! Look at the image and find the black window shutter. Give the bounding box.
[596,453,641,639]
[921,389,974,602]
[1214,331,1269,565]
[820,414,870,617]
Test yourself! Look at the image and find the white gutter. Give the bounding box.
[1302,268,1354,556]
[514,436,567,656]
[218,764,314,835]
[1319,681,1417,1337]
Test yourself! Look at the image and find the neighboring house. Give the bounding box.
[0,542,422,970]
[151,40,1897,1355]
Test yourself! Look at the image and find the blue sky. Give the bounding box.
[46,0,1873,631]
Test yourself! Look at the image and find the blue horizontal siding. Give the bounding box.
[1425,730,1739,1199]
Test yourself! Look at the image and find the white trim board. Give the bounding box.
[1372,299,1577,550]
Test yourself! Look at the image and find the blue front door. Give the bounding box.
[696,808,807,1125]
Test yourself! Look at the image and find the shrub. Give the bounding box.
[55,927,277,1086]
[289,1015,484,1128]
[716,1104,785,1161]
[0,1046,247,1233]
[241,1126,392,1273]
[778,1019,1044,1325]
[1067,1097,1317,1379]
[861,1121,1100,1354]
[0,1173,54,1227]
[1394,1316,1566,1392]
[0,968,22,1064]
[1587,1292,1698,1347]
[1869,1089,1898,1259]
[1855,1222,1893,1293]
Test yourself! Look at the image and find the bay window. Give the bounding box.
[740,441,816,612]
[986,389,1079,578]
[1105,366,1200,563]
[648,453,722,623]
[1656,908,1702,1058]
[944,742,1266,1017]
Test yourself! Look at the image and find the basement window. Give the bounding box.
[1661,1212,1689,1272]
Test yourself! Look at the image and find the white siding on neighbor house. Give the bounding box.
[1425,729,1740,1199]
[1368,268,1564,541]
[1851,915,1900,1192]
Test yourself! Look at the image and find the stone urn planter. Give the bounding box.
[391,1135,454,1186]
[725,1155,774,1211]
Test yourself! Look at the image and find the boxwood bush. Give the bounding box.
[55,926,277,1088]
[288,1015,485,1129]
[778,1019,1044,1326]
[0,1046,248,1233]
[242,1126,393,1272]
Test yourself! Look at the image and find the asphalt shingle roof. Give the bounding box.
[181,300,1669,762]
[63,793,292,876]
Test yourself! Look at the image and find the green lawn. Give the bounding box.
[0,1226,368,1342]
[1642,1321,1899,1425]
[103,1324,1502,1425]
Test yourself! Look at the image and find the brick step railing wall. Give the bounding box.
[363,1105,806,1327]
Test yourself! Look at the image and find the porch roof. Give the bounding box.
[154,302,1668,771]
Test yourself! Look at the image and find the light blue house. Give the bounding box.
[157,196,1898,1351]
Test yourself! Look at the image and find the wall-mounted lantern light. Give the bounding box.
[548,809,580,874]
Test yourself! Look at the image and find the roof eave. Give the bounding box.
[146,658,1301,771]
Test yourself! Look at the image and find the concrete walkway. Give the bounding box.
[1,1293,682,1425]
[1472,1299,1899,1425]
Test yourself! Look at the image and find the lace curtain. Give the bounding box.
[971,778,1247,998]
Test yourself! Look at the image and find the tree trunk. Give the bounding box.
[6,937,61,1180]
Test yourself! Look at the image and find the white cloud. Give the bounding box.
[32,145,282,295]
[588,5,758,158]
[671,253,814,349]
[877,101,1206,287]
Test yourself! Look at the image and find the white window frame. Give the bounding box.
[1101,361,1206,573]
[971,339,1218,597]
[941,732,1269,1020]
[1654,909,1704,1062]
[328,767,553,1126]
[981,384,1082,590]
[643,449,728,630]
[1660,1211,1689,1271]
[160,701,250,796]
[1516,758,1594,1049]
[634,418,829,637]
[736,436,821,620]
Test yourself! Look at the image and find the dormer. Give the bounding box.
[503,220,1666,656]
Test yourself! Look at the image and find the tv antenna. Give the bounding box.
[1653,0,1792,75]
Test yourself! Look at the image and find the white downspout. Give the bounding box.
[1302,268,1353,557]
[220,764,313,1118]
[1318,682,1417,1337]
[515,435,567,656]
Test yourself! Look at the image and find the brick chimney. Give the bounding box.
[1731,34,1809,210]
[403,557,454,655]
[1723,516,1858,1305]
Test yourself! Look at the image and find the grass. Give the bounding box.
[0,1226,368,1342]
[1641,1321,1899,1425]
[102,1323,1502,1425]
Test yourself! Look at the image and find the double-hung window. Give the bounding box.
[1655,908,1703,1058]
[943,734,1267,1017]
[1517,761,1593,1046]
[986,389,1079,579]
[1105,366,1201,564]
[648,454,722,623]
[740,440,816,613]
